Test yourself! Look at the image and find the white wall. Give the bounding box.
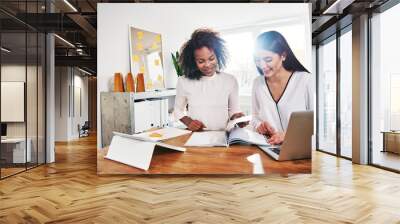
[97,3,312,147]
[2,64,46,163]
[55,67,89,141]
[72,73,89,138]
[1,65,36,137]
[55,67,69,141]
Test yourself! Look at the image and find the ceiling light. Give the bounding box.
[63,0,78,12]
[322,0,355,15]
[54,34,75,48]
[78,67,93,76]
[1,47,11,53]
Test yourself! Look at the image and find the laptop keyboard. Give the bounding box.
[271,148,281,155]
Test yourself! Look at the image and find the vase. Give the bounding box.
[125,72,135,92]
[113,72,124,92]
[136,73,145,92]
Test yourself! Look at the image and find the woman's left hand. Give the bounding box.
[230,112,249,128]
[268,132,285,145]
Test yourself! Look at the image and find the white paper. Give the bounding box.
[105,135,156,170]
[130,127,191,142]
[184,131,228,147]
[225,115,252,132]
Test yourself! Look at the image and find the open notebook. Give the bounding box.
[184,127,271,147]
[105,132,186,170]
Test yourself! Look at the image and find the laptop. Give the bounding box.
[258,111,313,161]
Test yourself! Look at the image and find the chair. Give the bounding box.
[78,121,90,138]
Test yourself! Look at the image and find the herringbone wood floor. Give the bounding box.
[1,134,400,223]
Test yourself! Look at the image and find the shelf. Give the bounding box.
[132,88,176,100]
[101,89,176,101]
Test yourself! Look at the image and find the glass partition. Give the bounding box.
[0,1,46,179]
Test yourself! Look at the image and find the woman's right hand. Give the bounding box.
[187,119,206,131]
[181,116,207,132]
[256,121,275,136]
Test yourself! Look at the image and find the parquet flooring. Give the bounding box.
[1,134,400,223]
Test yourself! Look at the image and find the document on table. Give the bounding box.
[183,128,270,147]
[184,131,228,147]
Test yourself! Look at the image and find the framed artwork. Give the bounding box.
[129,26,165,91]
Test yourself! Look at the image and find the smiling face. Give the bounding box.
[254,49,286,78]
[194,47,218,76]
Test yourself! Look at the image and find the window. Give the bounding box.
[339,28,352,158]
[317,37,337,155]
[370,2,400,171]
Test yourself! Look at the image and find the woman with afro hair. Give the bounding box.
[173,28,246,131]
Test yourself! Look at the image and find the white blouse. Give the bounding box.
[251,71,313,133]
[173,72,241,131]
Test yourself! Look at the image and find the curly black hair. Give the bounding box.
[179,28,228,80]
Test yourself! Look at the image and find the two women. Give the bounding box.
[174,29,313,145]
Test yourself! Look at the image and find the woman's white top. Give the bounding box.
[173,72,241,131]
[251,71,313,133]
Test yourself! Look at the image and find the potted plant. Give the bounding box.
[171,51,183,77]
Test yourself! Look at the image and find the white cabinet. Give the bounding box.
[100,90,175,147]
[133,99,168,133]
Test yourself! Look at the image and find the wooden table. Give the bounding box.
[97,134,311,175]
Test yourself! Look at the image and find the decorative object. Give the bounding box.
[136,73,145,92]
[171,51,183,77]
[129,26,165,91]
[125,72,135,92]
[113,73,124,92]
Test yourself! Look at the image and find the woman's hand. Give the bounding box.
[256,121,275,136]
[180,116,206,132]
[268,132,285,145]
[187,120,206,131]
[230,112,249,128]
